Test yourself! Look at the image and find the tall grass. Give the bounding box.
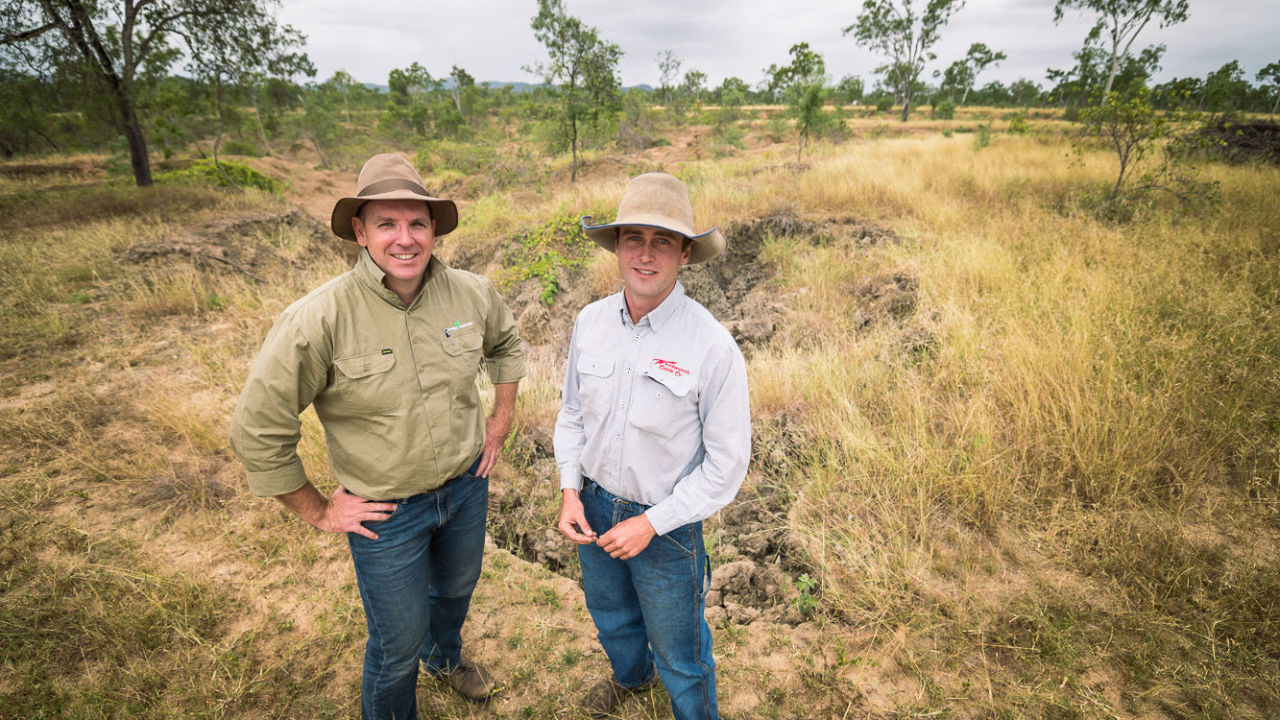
[2,122,1278,717]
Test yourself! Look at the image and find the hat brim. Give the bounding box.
[331,192,459,241]
[581,216,725,264]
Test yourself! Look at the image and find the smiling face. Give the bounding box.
[615,225,692,322]
[352,199,436,305]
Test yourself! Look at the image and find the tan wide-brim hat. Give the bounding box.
[581,172,726,264]
[330,153,458,241]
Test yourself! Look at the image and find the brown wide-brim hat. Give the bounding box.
[581,172,725,264]
[330,153,458,241]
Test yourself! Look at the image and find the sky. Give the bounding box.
[276,0,1278,90]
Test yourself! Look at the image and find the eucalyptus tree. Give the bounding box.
[529,0,622,183]
[1,0,311,186]
[959,43,1005,104]
[844,0,966,121]
[1259,61,1280,118]
[1053,0,1189,96]
[765,42,829,168]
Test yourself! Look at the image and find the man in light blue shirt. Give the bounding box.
[554,173,751,720]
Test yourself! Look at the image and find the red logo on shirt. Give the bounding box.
[653,359,689,377]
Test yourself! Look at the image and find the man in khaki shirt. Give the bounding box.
[230,153,523,720]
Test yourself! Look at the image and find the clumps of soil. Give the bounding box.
[851,272,919,329]
[681,215,803,347]
[829,215,901,248]
[617,127,657,151]
[847,270,938,361]
[1198,120,1280,165]
[706,559,805,626]
[487,426,580,574]
[124,206,341,279]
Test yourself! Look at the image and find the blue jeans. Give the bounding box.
[346,458,487,720]
[578,479,718,720]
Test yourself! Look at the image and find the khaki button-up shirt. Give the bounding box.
[230,250,524,500]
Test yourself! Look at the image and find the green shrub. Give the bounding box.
[1008,111,1029,135]
[498,214,594,306]
[973,123,992,150]
[932,100,956,120]
[218,140,260,157]
[875,96,893,113]
[161,158,280,193]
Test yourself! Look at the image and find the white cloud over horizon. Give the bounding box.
[277,0,1278,91]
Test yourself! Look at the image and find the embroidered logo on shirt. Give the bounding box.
[381,348,393,355]
[653,359,689,377]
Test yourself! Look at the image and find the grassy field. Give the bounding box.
[1,110,1278,719]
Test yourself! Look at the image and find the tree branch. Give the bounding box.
[0,20,60,46]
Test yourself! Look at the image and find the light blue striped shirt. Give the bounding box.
[553,282,751,536]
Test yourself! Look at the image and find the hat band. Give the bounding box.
[358,178,430,197]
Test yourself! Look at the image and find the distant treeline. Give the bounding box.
[1,49,1275,163]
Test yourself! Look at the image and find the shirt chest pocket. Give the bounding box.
[631,370,696,439]
[442,327,483,359]
[576,352,615,422]
[331,351,399,415]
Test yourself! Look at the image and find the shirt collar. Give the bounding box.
[615,281,686,332]
[354,248,444,309]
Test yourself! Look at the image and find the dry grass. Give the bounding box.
[2,116,1278,719]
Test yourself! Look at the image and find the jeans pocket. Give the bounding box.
[360,502,400,529]
[659,523,697,559]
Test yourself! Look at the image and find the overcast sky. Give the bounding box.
[277,0,1278,90]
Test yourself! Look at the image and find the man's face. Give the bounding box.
[615,225,691,312]
[352,199,436,300]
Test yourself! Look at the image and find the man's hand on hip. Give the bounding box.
[316,486,396,540]
[274,482,396,540]
[557,489,597,544]
[597,514,656,560]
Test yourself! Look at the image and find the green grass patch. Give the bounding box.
[497,212,595,306]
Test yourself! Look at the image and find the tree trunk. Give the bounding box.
[961,84,970,106]
[901,87,911,122]
[1104,49,1120,95]
[116,87,153,186]
[570,112,578,183]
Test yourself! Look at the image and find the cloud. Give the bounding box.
[279,0,1280,89]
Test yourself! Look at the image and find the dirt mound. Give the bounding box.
[1199,120,1280,165]
[123,206,342,279]
[681,215,807,348]
[850,272,919,329]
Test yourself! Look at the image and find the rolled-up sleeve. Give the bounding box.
[482,281,525,385]
[229,313,330,497]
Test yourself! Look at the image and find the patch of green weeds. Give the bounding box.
[792,572,819,618]
[560,647,583,667]
[498,213,594,306]
[973,123,992,150]
[159,158,280,193]
[1008,111,1030,135]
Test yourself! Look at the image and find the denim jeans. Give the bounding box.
[346,457,487,720]
[578,479,718,720]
